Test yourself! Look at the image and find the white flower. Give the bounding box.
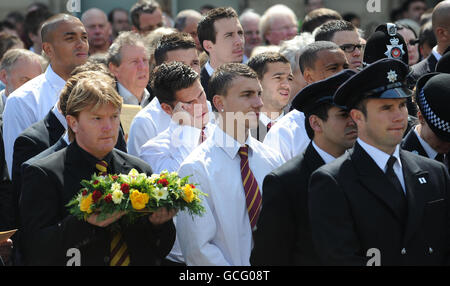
[112,189,124,204]
[111,182,121,192]
[154,187,169,201]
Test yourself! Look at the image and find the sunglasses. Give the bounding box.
[339,43,366,53]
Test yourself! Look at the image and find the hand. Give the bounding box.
[0,239,13,265]
[148,207,177,226]
[86,211,127,227]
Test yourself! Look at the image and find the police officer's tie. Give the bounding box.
[386,156,407,227]
[95,160,131,266]
[386,156,405,197]
[238,145,262,231]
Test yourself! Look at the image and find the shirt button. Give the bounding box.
[401,248,407,255]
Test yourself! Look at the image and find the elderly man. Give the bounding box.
[81,8,111,55]
[3,13,88,177]
[108,31,150,106]
[260,4,298,46]
[239,9,262,61]
[174,9,202,52]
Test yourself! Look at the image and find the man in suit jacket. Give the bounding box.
[19,75,176,266]
[401,72,450,170]
[411,1,450,82]
[309,58,450,266]
[197,7,245,103]
[251,70,357,266]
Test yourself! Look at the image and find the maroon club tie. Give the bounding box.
[238,145,262,230]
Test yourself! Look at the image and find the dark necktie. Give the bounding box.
[386,156,405,197]
[435,153,445,163]
[266,122,274,132]
[201,127,207,143]
[95,160,130,266]
[238,145,262,231]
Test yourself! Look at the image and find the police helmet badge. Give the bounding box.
[384,23,405,60]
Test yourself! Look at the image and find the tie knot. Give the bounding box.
[387,156,397,169]
[96,160,108,175]
[267,122,273,131]
[238,145,249,159]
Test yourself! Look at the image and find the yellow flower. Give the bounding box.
[79,193,93,214]
[130,189,150,210]
[182,184,195,203]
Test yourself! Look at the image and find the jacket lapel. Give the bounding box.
[304,142,325,174]
[351,142,406,223]
[400,150,428,245]
[401,129,428,158]
[44,110,66,145]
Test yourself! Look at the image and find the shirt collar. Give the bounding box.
[118,82,149,106]
[432,46,442,61]
[205,61,215,76]
[46,65,66,91]
[357,138,402,172]
[213,126,257,159]
[74,139,114,171]
[414,126,438,159]
[312,141,336,164]
[259,111,284,126]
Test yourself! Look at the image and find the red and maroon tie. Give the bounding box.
[238,145,262,230]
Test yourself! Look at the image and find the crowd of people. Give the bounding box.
[0,0,449,266]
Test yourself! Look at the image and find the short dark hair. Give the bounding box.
[301,8,342,33]
[419,20,436,49]
[154,32,196,66]
[130,0,160,30]
[314,20,356,42]
[108,7,128,23]
[246,52,290,80]
[151,61,199,107]
[304,103,333,139]
[24,8,53,37]
[197,7,238,54]
[41,14,79,43]
[299,41,340,73]
[209,63,258,99]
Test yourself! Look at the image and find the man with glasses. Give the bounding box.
[314,20,364,71]
[260,4,298,46]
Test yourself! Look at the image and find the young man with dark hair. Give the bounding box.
[300,8,342,33]
[314,20,363,70]
[309,58,450,266]
[247,52,293,141]
[401,0,427,23]
[154,32,200,72]
[251,70,356,266]
[130,0,163,35]
[176,63,284,265]
[197,7,244,100]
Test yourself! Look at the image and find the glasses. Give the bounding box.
[339,43,366,53]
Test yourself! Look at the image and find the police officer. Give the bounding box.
[251,70,357,266]
[309,58,450,266]
[401,72,450,171]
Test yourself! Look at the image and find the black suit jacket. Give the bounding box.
[19,141,175,266]
[251,142,324,265]
[411,54,438,83]
[200,66,212,103]
[309,141,450,265]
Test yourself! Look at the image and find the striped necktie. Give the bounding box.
[266,121,274,132]
[95,160,131,266]
[238,145,262,231]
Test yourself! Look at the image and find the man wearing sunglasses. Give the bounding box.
[314,20,364,71]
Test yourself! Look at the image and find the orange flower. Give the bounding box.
[80,193,93,214]
[130,189,150,210]
[182,184,195,203]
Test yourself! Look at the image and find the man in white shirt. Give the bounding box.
[251,69,357,266]
[139,62,212,266]
[176,63,284,266]
[247,52,293,141]
[264,41,350,162]
[108,31,150,106]
[3,13,89,176]
[309,58,450,265]
[197,7,245,102]
[127,32,206,156]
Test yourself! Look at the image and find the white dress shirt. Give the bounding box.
[312,141,336,164]
[127,97,172,157]
[3,65,65,176]
[357,138,406,194]
[139,121,215,264]
[117,82,150,106]
[414,126,438,159]
[176,127,284,266]
[432,46,442,62]
[263,109,311,163]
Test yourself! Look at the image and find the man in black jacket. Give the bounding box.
[19,75,176,266]
[251,70,357,265]
[309,58,450,266]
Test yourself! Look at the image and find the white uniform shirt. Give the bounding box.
[3,65,65,176]
[263,109,310,163]
[176,127,284,265]
[117,82,150,106]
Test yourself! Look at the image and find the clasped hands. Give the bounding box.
[85,208,177,228]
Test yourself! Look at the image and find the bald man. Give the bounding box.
[411,0,450,81]
[3,14,89,177]
[174,9,202,51]
[81,8,112,55]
